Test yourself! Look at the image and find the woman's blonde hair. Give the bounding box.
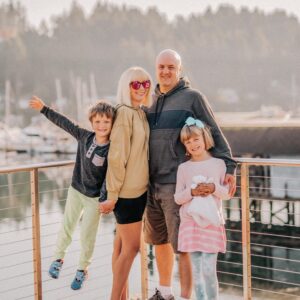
[116,66,153,107]
[180,124,215,150]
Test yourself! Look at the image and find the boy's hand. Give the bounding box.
[99,200,116,214]
[29,95,45,111]
[192,183,215,197]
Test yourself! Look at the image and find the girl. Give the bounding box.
[174,117,230,300]
[99,66,153,300]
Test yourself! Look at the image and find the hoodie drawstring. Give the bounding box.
[154,94,165,126]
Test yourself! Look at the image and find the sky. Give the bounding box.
[1,0,300,26]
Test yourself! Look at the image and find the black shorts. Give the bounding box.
[113,192,147,224]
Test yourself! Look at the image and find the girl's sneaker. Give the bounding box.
[71,270,88,290]
[48,259,63,279]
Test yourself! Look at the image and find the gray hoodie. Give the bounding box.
[147,78,236,184]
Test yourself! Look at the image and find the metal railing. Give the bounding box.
[0,161,74,300]
[223,158,300,300]
[0,158,300,299]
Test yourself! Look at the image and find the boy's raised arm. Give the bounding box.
[29,95,88,140]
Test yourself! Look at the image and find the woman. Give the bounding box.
[99,66,152,300]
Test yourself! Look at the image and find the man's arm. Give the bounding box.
[192,93,237,174]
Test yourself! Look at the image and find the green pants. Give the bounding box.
[54,186,100,270]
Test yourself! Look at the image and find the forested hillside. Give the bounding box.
[0,1,299,117]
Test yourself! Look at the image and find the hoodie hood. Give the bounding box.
[154,77,190,98]
[116,103,141,111]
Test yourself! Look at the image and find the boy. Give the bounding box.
[29,96,115,290]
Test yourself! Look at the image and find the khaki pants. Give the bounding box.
[54,186,100,270]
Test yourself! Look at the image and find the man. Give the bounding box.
[144,49,236,300]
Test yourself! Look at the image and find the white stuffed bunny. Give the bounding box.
[187,175,222,227]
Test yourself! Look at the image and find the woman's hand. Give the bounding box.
[29,95,45,111]
[99,200,116,214]
[192,183,215,197]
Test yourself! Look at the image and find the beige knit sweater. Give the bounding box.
[106,105,149,201]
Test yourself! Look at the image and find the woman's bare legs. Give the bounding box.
[112,231,128,300]
[110,221,142,300]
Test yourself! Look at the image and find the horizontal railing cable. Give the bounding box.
[251,287,300,298]
[251,230,300,240]
[0,247,33,258]
[0,282,34,294]
[251,276,300,287]
[248,197,300,203]
[38,187,69,194]
[227,239,242,244]
[217,270,243,277]
[2,259,33,270]
[251,264,300,275]
[249,208,300,217]
[251,220,299,228]
[219,281,244,289]
[0,237,34,246]
[0,193,30,200]
[218,260,243,267]
[0,215,32,222]
[250,252,300,264]
[0,226,32,235]
[0,205,30,212]
[0,181,29,188]
[0,271,34,282]
[250,241,300,252]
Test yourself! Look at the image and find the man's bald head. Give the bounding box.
[156,49,182,68]
[155,49,182,93]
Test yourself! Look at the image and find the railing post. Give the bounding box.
[140,231,148,300]
[31,169,42,300]
[240,164,252,300]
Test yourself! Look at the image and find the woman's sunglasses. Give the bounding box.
[130,80,151,90]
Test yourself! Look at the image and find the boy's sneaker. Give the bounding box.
[71,270,87,290]
[148,289,175,300]
[48,259,63,279]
